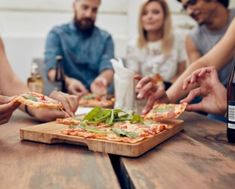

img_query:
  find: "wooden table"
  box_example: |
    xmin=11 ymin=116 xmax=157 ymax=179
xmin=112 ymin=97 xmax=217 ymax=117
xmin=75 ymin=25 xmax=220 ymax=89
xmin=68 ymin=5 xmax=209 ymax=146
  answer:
xmin=0 ymin=111 xmax=120 ymax=189
xmin=1 ymin=111 xmax=235 ymax=189
xmin=118 ymin=112 xmax=235 ymax=189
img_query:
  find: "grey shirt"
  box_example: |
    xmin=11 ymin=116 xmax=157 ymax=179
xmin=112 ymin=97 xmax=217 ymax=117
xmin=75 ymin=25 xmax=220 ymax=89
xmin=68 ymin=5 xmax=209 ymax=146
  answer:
xmin=188 ymin=8 xmax=235 ymax=85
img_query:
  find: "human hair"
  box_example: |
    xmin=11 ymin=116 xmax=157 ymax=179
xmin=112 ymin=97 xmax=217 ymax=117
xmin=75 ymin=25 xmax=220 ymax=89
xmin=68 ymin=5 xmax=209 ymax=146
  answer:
xmin=218 ymin=0 xmax=229 ymax=7
xmin=176 ymin=0 xmax=229 ymax=8
xmin=74 ymin=0 xmax=102 ymax=4
xmin=138 ymin=0 xmax=173 ymax=55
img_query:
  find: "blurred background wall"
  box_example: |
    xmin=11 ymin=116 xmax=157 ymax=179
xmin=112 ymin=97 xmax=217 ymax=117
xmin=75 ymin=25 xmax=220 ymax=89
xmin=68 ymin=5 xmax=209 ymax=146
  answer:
xmin=0 ymin=0 xmax=234 ymax=82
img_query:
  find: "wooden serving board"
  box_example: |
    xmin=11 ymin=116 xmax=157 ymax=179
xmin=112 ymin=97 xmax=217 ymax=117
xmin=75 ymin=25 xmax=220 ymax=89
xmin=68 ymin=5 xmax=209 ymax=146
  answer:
xmin=20 ymin=120 xmax=184 ymax=157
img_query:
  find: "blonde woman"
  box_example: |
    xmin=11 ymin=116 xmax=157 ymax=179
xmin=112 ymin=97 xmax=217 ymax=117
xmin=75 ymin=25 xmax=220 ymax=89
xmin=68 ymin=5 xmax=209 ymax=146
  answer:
xmin=126 ymin=0 xmax=186 ymax=88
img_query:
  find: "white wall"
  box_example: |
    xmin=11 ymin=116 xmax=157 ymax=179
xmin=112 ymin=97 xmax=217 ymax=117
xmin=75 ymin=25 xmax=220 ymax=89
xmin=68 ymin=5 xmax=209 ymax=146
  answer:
xmin=0 ymin=0 xmax=131 ymax=82
xmin=1 ymin=0 xmax=234 ymax=82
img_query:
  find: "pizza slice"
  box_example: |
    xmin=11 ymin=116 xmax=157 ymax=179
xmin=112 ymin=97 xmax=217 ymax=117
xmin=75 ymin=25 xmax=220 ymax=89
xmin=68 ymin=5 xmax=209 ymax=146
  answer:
xmin=152 ymin=73 xmax=164 ymax=86
xmin=79 ymin=93 xmax=114 ymax=108
xmin=57 ymin=117 xmax=81 ymax=126
xmin=144 ymin=103 xmax=187 ymax=121
xmin=14 ymin=92 xmax=63 ymax=109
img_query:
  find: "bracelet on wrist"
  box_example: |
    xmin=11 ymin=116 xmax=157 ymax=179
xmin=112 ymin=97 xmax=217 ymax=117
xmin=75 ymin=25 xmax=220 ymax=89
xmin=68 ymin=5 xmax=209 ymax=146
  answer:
xmin=24 ymin=105 xmax=34 ymax=117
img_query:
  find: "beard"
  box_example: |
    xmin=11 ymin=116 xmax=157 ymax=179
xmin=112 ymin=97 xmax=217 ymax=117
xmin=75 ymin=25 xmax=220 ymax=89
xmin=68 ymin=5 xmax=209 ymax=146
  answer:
xmin=73 ymin=15 xmax=95 ymax=37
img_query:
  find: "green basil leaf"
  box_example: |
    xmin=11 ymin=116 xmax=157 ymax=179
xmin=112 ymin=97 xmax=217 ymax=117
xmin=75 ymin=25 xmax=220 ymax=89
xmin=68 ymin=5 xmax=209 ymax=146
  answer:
xmin=79 ymin=124 xmax=108 ymax=134
xmin=112 ymin=128 xmax=139 ymax=139
xmin=22 ymin=95 xmax=38 ymax=102
xmin=83 ymin=107 xmax=102 ymax=121
xmin=83 ymin=107 xmax=142 ymax=125
xmin=106 ymin=109 xmax=114 ymax=125
xmin=130 ymin=114 xmax=143 ymax=123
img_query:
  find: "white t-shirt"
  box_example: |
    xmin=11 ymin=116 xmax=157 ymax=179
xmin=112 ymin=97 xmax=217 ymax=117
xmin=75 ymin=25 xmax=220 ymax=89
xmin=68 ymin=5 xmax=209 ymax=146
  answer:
xmin=126 ymin=32 xmax=187 ymax=81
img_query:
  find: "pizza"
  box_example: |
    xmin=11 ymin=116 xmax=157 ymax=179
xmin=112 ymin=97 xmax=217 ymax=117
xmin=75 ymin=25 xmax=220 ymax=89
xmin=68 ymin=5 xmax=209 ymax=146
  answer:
xmin=14 ymin=92 xmax=63 ymax=109
xmin=152 ymin=73 xmax=164 ymax=86
xmin=59 ymin=120 xmax=169 ymax=144
xmin=144 ymin=103 xmax=187 ymax=121
xmin=57 ymin=117 xmax=81 ymax=125
xmin=56 ymin=106 xmax=182 ymax=144
xmin=79 ymin=93 xmax=114 ymax=108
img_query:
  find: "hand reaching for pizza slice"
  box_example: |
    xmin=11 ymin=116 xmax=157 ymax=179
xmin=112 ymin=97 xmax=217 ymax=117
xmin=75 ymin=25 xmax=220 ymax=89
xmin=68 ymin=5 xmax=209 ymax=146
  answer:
xmin=135 ymin=75 xmax=170 ymax=114
xmin=90 ymin=77 xmax=108 ymax=96
xmin=66 ymin=77 xmax=88 ymax=95
xmin=181 ymin=66 xmax=227 ymax=115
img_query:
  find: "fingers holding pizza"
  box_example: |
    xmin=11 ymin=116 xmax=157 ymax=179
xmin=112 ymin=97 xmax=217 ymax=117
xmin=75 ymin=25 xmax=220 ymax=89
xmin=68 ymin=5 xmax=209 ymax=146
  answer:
xmin=0 ymin=95 xmax=20 ymax=125
xmin=135 ymin=75 xmax=170 ymax=114
xmin=12 ymin=91 xmax=80 ymax=122
xmin=49 ymin=91 xmax=81 ymax=116
xmin=26 ymin=106 xmax=69 ymax=122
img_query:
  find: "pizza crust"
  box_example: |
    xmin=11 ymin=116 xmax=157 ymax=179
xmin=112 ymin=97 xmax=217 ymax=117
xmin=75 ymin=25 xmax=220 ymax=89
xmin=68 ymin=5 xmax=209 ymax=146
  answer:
xmin=144 ymin=103 xmax=187 ymax=121
xmin=14 ymin=92 xmax=63 ymax=109
xmin=57 ymin=118 xmax=170 ymax=144
xmin=79 ymin=93 xmax=114 ymax=108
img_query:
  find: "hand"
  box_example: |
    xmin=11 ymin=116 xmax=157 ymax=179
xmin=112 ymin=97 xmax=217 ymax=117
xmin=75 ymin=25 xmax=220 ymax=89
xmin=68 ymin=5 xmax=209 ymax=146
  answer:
xmin=90 ymin=77 xmax=108 ymax=96
xmin=66 ymin=77 xmax=88 ymax=95
xmin=49 ymin=91 xmax=81 ymax=116
xmin=0 ymin=95 xmax=20 ymax=125
xmin=135 ymin=75 xmax=170 ymax=114
xmin=28 ymin=91 xmax=81 ymax=122
xmin=181 ymin=66 xmax=227 ymax=115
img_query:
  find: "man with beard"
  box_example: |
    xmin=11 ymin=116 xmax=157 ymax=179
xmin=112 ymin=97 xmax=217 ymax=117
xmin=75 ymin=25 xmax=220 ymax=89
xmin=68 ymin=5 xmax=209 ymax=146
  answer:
xmin=180 ymin=0 xmax=235 ymax=86
xmin=45 ymin=0 xmax=114 ymax=96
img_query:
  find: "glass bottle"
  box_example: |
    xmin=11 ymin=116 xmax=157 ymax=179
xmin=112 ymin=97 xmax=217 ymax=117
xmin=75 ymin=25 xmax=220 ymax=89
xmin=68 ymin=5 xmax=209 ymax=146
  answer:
xmin=54 ymin=55 xmax=66 ymax=92
xmin=227 ymin=63 xmax=235 ymax=143
xmin=27 ymin=59 xmax=44 ymax=93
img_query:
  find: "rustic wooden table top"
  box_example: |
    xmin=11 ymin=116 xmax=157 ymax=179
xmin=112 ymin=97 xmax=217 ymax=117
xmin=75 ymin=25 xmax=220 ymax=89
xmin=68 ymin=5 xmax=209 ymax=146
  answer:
xmin=1 ymin=111 xmax=234 ymax=189
xmin=119 ymin=112 xmax=235 ymax=189
xmin=0 ymin=111 xmax=120 ymax=189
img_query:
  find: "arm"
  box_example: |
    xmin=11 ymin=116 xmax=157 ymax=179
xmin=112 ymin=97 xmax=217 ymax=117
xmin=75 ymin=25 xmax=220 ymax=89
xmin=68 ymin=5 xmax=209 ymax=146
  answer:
xmin=45 ymin=29 xmax=87 ymax=95
xmin=185 ymin=35 xmax=201 ymax=63
xmin=136 ymin=19 xmax=235 ymax=113
xmin=0 ymin=38 xmax=28 ymax=96
xmin=0 ymin=37 xmax=28 ymax=123
xmin=170 ymin=33 xmax=187 ymax=82
xmin=44 ymin=29 xmax=63 ymax=77
xmin=97 ymin=69 xmax=114 ymax=85
xmin=97 ymin=35 xmax=114 ymax=84
xmin=27 ymin=91 xmax=81 ymax=122
xmin=48 ymin=69 xmax=87 ymax=95
xmin=170 ymin=60 xmax=186 ymax=83
xmin=167 ymin=18 xmax=235 ymax=103
xmin=0 ymin=37 xmax=79 ymax=124
xmin=91 ymin=35 xmax=114 ymax=95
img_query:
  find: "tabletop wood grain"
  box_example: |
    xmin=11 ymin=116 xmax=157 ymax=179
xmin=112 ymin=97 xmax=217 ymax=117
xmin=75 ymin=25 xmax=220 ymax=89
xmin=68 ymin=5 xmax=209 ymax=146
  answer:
xmin=181 ymin=112 xmax=235 ymax=159
xmin=0 ymin=111 xmax=120 ymax=189
xmin=119 ymin=112 xmax=235 ymax=189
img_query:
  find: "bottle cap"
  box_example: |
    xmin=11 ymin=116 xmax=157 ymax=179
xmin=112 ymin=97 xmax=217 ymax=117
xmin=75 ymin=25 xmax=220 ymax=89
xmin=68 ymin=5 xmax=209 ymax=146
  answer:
xmin=31 ymin=62 xmax=39 ymax=74
xmin=56 ymin=56 xmax=62 ymax=62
